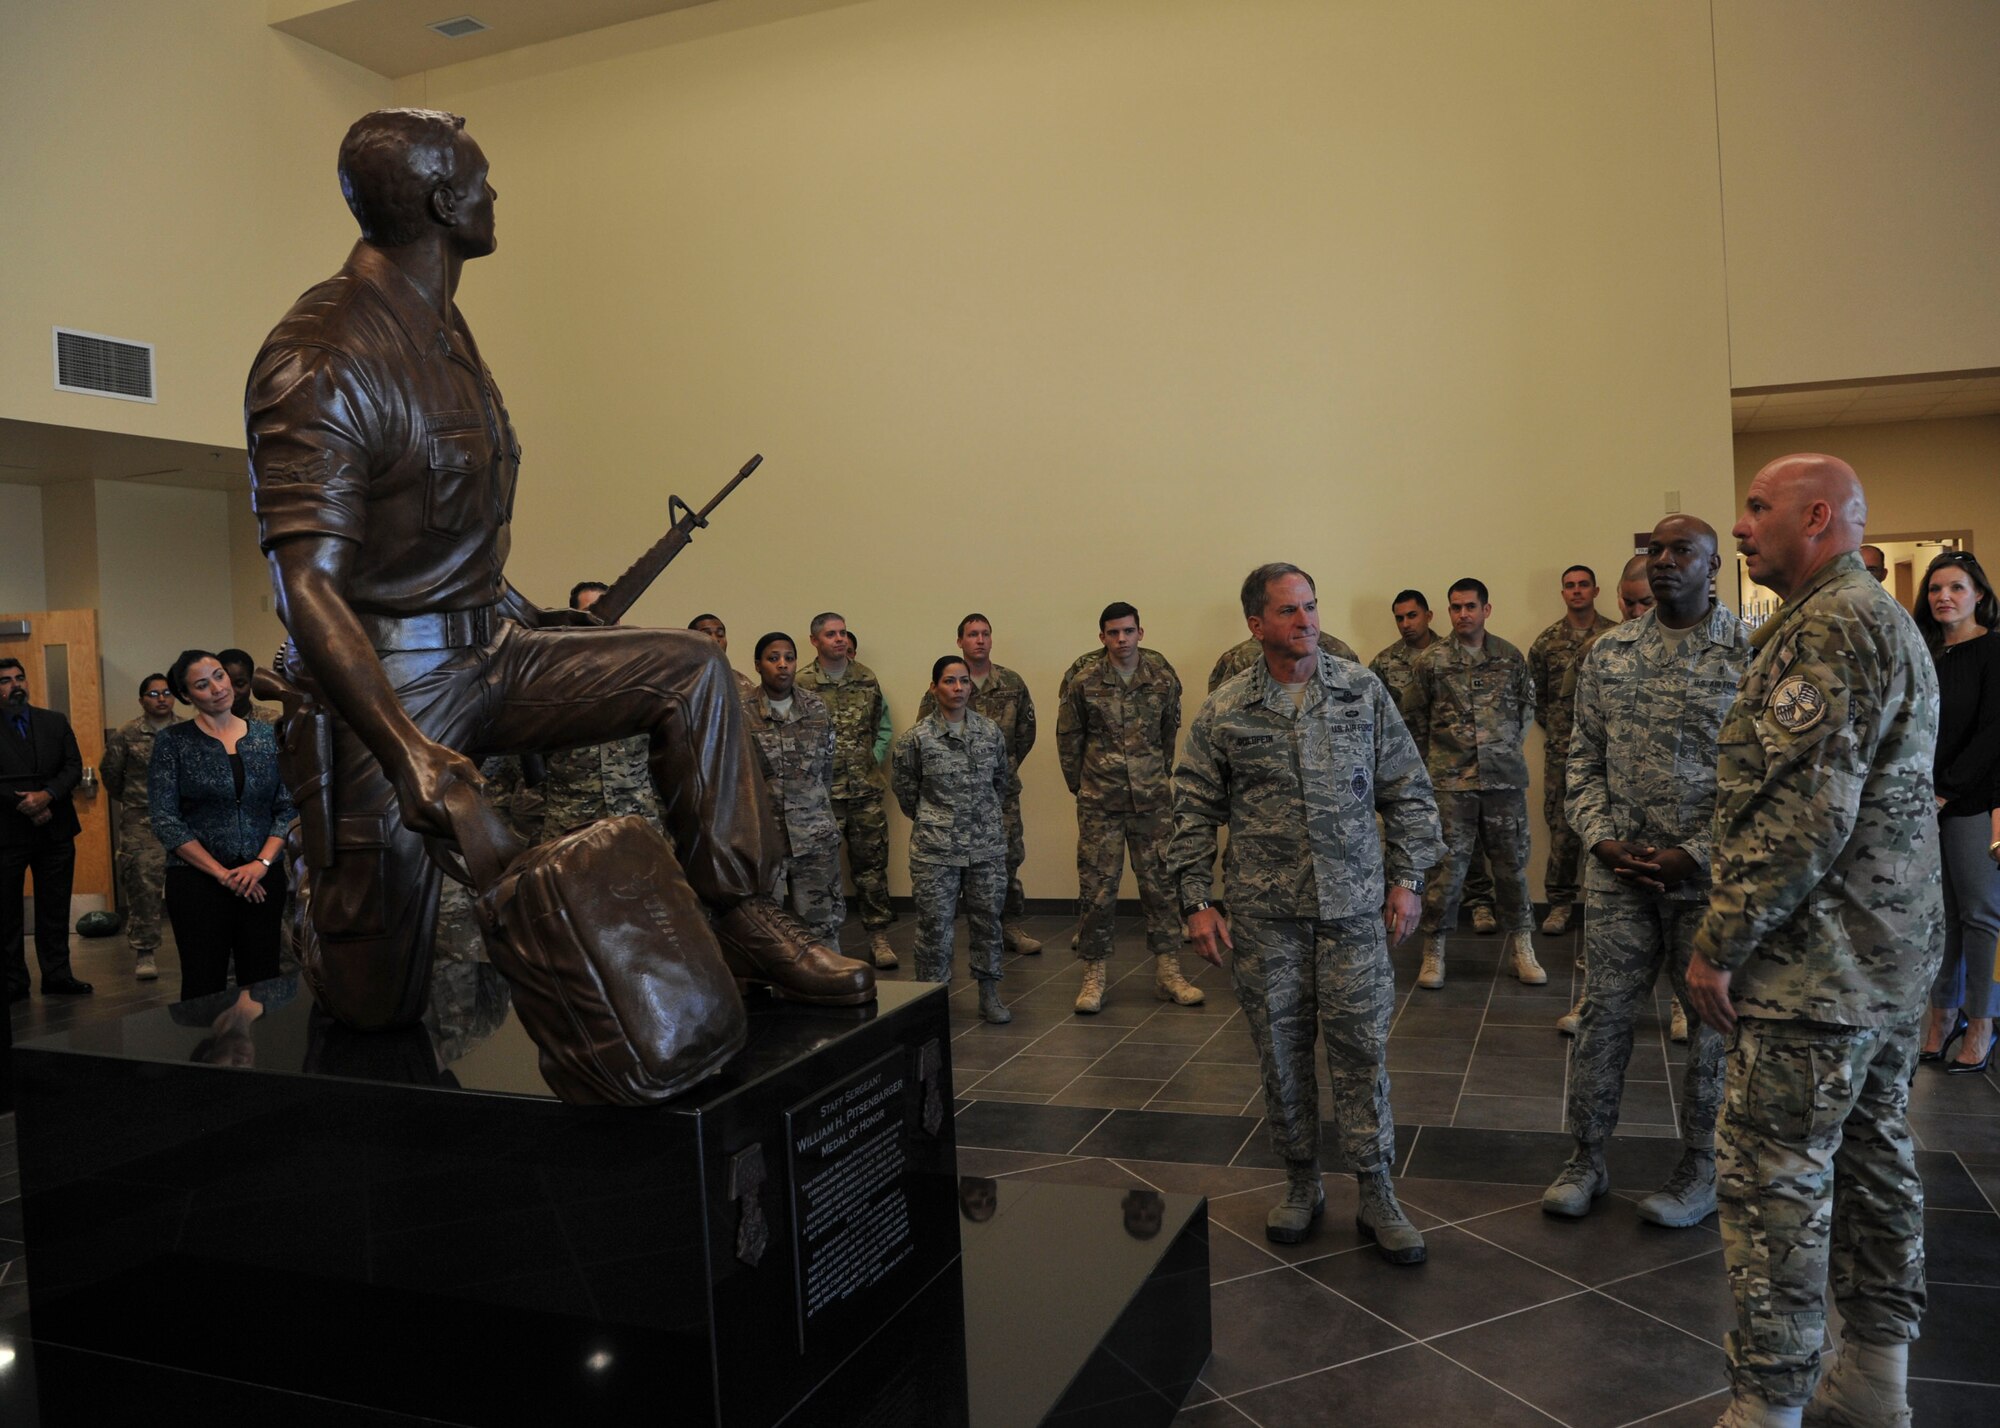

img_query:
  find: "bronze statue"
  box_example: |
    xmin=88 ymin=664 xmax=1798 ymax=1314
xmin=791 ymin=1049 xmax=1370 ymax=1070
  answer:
xmin=246 ymin=108 xmax=872 ymax=1034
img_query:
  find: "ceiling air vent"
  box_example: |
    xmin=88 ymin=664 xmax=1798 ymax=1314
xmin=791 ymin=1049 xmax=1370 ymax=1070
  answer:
xmin=53 ymin=328 xmax=156 ymax=404
xmin=429 ymin=15 xmax=489 ymax=39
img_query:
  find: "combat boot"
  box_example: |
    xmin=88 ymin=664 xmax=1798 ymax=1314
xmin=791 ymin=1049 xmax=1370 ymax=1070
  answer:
xmin=1355 ymin=1171 xmax=1427 ymax=1264
xmin=1074 ymin=960 xmax=1108 ymax=1015
xmin=1004 ymin=925 xmax=1042 ymax=956
xmin=1539 ymin=903 xmax=1573 ymax=936
xmin=1470 ymin=904 xmax=1499 ymax=935
xmin=1636 ymin=1147 xmax=1717 ymax=1228
xmin=1541 ymin=1142 xmax=1609 ymax=1218
xmin=1802 ymin=1341 xmax=1912 ymax=1428
xmin=1670 ymin=997 xmax=1690 ymax=1044
xmin=1265 ymin=1159 xmax=1325 ymax=1244
xmin=1711 ymin=1394 xmax=1805 ymax=1428
xmin=716 ymin=898 xmax=875 ymax=1006
xmin=135 ymin=953 xmax=159 ymax=981
xmin=1556 ymin=997 xmax=1584 ymax=1037
xmin=1154 ymin=954 xmax=1205 ymax=1005
xmin=1507 ymin=930 xmax=1547 ymax=984
xmin=868 ymin=930 xmax=899 ymax=969
xmin=977 ymin=980 xmax=1013 ymax=1025
xmin=1417 ymin=934 xmax=1447 ymax=989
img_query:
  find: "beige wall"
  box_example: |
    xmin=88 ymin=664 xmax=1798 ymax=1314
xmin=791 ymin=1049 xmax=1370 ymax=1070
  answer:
xmin=408 ymin=0 xmax=1737 ymax=898
xmin=39 ymin=481 xmax=99 ymax=615
xmin=230 ymin=495 xmax=290 ymax=675
xmin=1714 ymin=0 xmax=2000 ymax=386
xmin=1734 ymin=416 xmax=2000 ymax=558
xmin=0 ymin=0 xmax=390 ymax=445
xmin=91 ymin=482 xmax=237 ymax=711
xmin=0 ymin=484 xmax=47 ymax=610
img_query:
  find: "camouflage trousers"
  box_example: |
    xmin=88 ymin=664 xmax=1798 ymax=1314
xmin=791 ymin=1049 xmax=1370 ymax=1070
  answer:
xmin=1463 ymin=838 xmax=1496 ymax=912
xmin=1565 ymin=886 xmax=1723 ymax=1146
xmin=1541 ymin=745 xmax=1583 ymax=909
xmin=911 ymin=858 xmax=1006 ymax=985
xmin=1002 ymin=792 xmax=1027 ymax=920
xmin=1718 ymin=1015 xmax=1926 ymax=1406
xmin=776 ymin=838 xmax=846 ymax=942
xmin=831 ymin=792 xmax=895 ymax=929
xmin=1074 ymin=804 xmax=1179 ymax=962
xmin=1419 ymin=789 xmax=1533 ymax=935
xmin=431 ymin=879 xmax=490 ymax=965
xmin=115 ymin=824 xmax=168 ymax=952
xmin=1230 ymin=912 xmax=1396 ymax=1173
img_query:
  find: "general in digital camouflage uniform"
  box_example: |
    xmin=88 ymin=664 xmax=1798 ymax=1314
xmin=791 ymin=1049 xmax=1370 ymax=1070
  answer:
xmin=1208 ymin=631 xmax=1358 ymax=693
xmin=917 ymin=648 xmax=1037 ymax=951
xmin=1400 ymin=592 xmax=1542 ymax=986
xmin=1543 ymin=586 xmax=1747 ymax=1226
xmin=743 ymin=682 xmax=844 ymax=942
xmin=101 ymin=687 xmax=181 ymax=975
xmin=1690 ymin=457 xmax=1944 ymax=1426
xmin=534 ymin=735 xmax=663 ymax=841
xmin=1057 ymin=634 xmax=1199 ymax=1010
xmin=1170 ymin=566 xmax=1442 ymax=1260
xmin=1528 ymin=599 xmax=1617 ymax=927
xmin=797 ymin=646 xmax=896 ymax=947
xmin=890 ymin=687 xmax=1012 ymax=1023
xmin=1371 ymin=620 xmax=1497 ymax=924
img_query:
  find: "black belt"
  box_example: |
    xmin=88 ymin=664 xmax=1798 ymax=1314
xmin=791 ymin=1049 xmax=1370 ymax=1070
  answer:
xmin=356 ymin=604 xmax=503 ymax=653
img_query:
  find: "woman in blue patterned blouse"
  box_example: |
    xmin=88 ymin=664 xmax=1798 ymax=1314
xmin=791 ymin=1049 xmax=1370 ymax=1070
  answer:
xmin=149 ymin=650 xmax=295 ymax=1001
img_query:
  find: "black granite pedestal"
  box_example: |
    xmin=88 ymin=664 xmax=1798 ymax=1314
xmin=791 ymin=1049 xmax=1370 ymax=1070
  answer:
xmin=8 ymin=971 xmax=962 ymax=1427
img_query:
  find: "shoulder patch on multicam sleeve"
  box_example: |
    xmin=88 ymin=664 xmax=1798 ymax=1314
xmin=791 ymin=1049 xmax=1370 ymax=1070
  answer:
xmin=1767 ymin=673 xmax=1828 ymax=734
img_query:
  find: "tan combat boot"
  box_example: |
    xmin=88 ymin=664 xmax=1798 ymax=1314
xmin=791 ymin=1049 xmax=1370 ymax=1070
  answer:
xmin=1154 ymin=954 xmax=1205 ymax=1005
xmin=1074 ymin=960 xmax=1108 ymax=1015
xmin=1802 ymin=1341 xmax=1912 ymax=1428
xmin=1470 ymin=904 xmax=1499 ymax=935
xmin=1539 ymin=903 xmax=1573 ymax=936
xmin=1265 ymin=1160 xmax=1325 ymax=1244
xmin=1417 ymin=933 xmax=1447 ymax=989
xmin=1003 ymin=925 xmax=1042 ymax=955
xmin=1712 ymin=1393 xmax=1806 ymax=1428
xmin=1557 ymin=996 xmax=1585 ymax=1037
xmin=1540 ymin=1142 xmax=1609 ymax=1218
xmin=868 ymin=930 xmax=899 ymax=969
xmin=1355 ymin=1172 xmax=1426 ymax=1264
xmin=1507 ymin=930 xmax=1547 ymax=984
xmin=1671 ymin=997 xmax=1690 ymax=1044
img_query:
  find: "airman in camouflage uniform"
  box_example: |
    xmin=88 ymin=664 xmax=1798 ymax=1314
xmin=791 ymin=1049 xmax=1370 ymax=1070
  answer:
xmin=1540 ymin=518 xmax=1746 ymax=1230
xmin=1401 ymin=579 xmax=1542 ymax=988
xmin=1171 ymin=565 xmax=1443 ymax=1261
xmin=534 ymin=736 xmax=663 ymax=840
xmin=917 ymin=615 xmax=1039 ymax=954
xmin=1686 ymin=456 xmax=1944 ymax=1428
xmin=1370 ymin=590 xmax=1497 ymax=929
xmin=1208 ymin=630 xmax=1358 ymax=693
xmin=1057 ymin=602 xmax=1198 ymax=1012
xmin=891 ymin=659 xmax=1012 ymax=1023
xmin=1528 ymin=568 xmax=1618 ymax=933
xmin=100 ymin=675 xmax=181 ymax=978
xmin=689 ymin=613 xmax=757 ymax=699
xmin=743 ymin=636 xmax=844 ymax=942
xmin=797 ymin=612 xmax=897 ymax=965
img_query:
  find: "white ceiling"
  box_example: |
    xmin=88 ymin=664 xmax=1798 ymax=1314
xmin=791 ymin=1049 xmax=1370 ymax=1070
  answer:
xmin=1731 ymin=371 xmax=2000 ymax=432
xmin=267 ymin=0 xmax=727 ymax=78
xmin=0 ymin=418 xmax=246 ymax=491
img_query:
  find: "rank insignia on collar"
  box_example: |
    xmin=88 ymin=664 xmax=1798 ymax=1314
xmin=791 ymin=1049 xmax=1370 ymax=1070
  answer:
xmin=1351 ymin=766 xmax=1370 ymax=801
xmin=1768 ymin=674 xmax=1827 ymax=733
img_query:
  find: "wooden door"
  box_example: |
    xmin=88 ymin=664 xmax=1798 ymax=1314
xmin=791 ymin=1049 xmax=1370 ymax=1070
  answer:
xmin=0 ymin=609 xmax=111 ymax=902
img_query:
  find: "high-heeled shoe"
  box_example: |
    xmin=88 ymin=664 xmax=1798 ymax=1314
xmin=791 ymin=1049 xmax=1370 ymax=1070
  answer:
xmin=1921 ymin=1011 xmax=1966 ymax=1063
xmin=1946 ymin=1022 xmax=1993 ymax=1076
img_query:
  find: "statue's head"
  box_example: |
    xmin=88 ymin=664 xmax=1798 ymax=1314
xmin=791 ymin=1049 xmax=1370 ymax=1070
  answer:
xmin=338 ymin=108 xmax=493 ymax=256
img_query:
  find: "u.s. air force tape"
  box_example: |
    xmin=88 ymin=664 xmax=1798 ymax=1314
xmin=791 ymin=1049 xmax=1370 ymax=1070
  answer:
xmin=1768 ymin=673 xmax=1828 ymax=733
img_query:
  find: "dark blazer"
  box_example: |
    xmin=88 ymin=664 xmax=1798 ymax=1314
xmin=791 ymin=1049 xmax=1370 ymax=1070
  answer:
xmin=0 ymin=703 xmax=84 ymax=844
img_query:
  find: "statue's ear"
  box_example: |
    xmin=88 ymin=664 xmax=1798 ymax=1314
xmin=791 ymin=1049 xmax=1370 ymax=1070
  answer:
xmin=430 ymin=183 xmax=459 ymax=227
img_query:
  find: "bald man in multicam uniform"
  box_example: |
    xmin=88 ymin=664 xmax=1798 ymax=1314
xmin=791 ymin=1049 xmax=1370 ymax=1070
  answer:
xmin=1686 ymin=454 xmax=1943 ymax=1428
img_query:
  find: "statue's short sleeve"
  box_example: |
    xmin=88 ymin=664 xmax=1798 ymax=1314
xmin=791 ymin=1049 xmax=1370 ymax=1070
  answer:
xmin=246 ymin=343 xmax=377 ymax=550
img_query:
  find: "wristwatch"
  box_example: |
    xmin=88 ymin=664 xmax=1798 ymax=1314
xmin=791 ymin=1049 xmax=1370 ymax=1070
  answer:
xmin=1180 ymin=898 xmax=1215 ymax=920
xmin=257 ymin=856 xmax=274 ymax=869
xmin=1391 ymin=873 xmax=1425 ymax=894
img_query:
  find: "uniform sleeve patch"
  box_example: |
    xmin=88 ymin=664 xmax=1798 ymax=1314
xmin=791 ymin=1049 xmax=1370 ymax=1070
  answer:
xmin=1767 ymin=674 xmax=1828 ymax=733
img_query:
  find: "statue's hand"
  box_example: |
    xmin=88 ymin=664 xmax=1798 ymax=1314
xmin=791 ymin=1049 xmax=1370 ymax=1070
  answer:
xmin=391 ymin=740 xmax=487 ymax=839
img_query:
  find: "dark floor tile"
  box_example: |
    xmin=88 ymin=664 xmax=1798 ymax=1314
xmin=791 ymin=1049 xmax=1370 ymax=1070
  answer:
xmin=1023 ymin=1022 xmax=1134 ymax=1058
xmin=1385 ymin=1070 xmax=1461 ymax=1124
xmin=1049 ymin=1076 xmax=1163 ymax=1110
xmin=1463 ymin=1052 xmax=1565 ymax=1097
xmin=1923 ymin=1206 xmax=2000 ymax=1287
xmin=1152 ymin=1099 xmax=1258 ymax=1118
xmin=1186 ymin=1036 xmax=1260 ymax=1067
xmin=1616 ymin=1079 xmax=1677 ymax=1126
xmin=1116 ymin=1159 xmax=1286 ymax=1200
xmin=1384 ymin=1036 xmax=1475 ymax=1076
xmin=1389 ymin=1005 xmax=1489 ymax=1040
xmin=0 ymin=1199 xmax=17 ymax=1242
xmin=1626 ymin=1389 xmax=1732 ymax=1427
xmin=950 ymin=1037 xmax=1033 ymax=1072
xmin=1463 ymin=1199 xmax=1720 ymax=1288
xmin=1598 ymin=1248 xmax=1735 ymax=1347
xmin=964 ymin=1089 xmax=1053 ymax=1105
xmin=1229 ymin=1342 xmax=1557 ymax=1428
xmin=1481 ymin=997 xmax=1582 ymax=1028
xmin=1230 ymin=1123 xmax=1417 ymax=1176
xmin=952 ymin=1100 xmax=1112 ymax=1155
xmin=1906 ymin=1377 xmax=2000 ymax=1427
xmin=1298 ymin=1223 xmax=1578 ymax=1338
xmin=1206 ymin=1222 xmax=1283 ymax=1283
xmin=1453 ymin=1093 xmax=1564 ymax=1132
xmin=1434 ymin=1291 xmax=1725 ymax=1428
xmin=1005 ymin=1157 xmax=1153 ymax=1191
xmin=1087 ymin=1042 xmax=1200 ymax=1080
xmin=0 ymin=1280 xmax=25 ymax=1325
xmin=1158 ymin=1062 xmax=1262 ymax=1105
xmin=1913 ymin=1282 xmax=2000 ymax=1384
xmin=1072 ymin=1108 xmax=1260 ymax=1167
xmin=1911 ymin=1112 xmax=2000 ymax=1156
xmin=971 ymin=1054 xmax=1093 ymax=1095
xmin=0 ymin=1239 xmax=20 ymax=1265
xmin=1475 ymin=1023 xmax=1573 ymax=1060
xmin=1391 ymin=1177 xmax=1543 ymax=1226
xmin=1402 ymin=1125 xmax=1577 ymax=1185
xmin=1917 ymin=1150 xmax=1992 ymax=1211
xmin=1201 ymin=1266 xmax=1414 ymax=1396
xmin=0 ymin=1170 xmax=17 ymax=1203
xmin=1124 ymin=1011 xmax=1237 ymax=1045
xmin=1908 ymin=1065 xmax=2000 ymax=1117
xmin=955 ymin=1147 xmax=1079 ymax=1178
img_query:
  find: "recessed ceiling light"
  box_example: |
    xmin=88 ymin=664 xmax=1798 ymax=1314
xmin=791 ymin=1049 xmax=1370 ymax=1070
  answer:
xmin=429 ymin=16 xmax=489 ymax=39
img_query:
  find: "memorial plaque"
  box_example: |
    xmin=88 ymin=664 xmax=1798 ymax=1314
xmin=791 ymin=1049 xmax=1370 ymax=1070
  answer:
xmin=786 ymin=1049 xmax=921 ymax=1351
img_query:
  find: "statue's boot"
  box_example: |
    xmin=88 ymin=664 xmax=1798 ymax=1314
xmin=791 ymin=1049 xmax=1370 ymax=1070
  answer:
xmin=716 ymin=897 xmax=875 ymax=1005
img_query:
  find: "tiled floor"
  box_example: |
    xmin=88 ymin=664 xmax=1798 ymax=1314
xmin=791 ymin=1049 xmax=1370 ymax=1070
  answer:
xmin=5 ymin=911 xmax=1999 ymax=1424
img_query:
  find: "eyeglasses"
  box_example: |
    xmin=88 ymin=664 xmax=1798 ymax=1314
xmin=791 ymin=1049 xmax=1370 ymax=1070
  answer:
xmin=143 ymin=689 xmax=173 ymax=698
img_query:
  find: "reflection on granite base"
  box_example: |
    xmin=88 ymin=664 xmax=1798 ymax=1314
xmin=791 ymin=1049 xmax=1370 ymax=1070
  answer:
xmin=9 ymin=973 xmax=961 ymax=1427
xmin=0 ymin=1179 xmax=1209 ymax=1427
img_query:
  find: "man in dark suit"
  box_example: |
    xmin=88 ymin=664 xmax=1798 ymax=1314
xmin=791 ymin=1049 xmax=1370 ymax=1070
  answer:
xmin=1 ymin=656 xmax=93 ymax=1000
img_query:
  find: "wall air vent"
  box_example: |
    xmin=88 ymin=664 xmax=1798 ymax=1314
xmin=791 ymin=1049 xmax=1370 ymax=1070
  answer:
xmin=52 ymin=328 xmax=155 ymax=404
xmin=429 ymin=15 xmax=489 ymax=39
